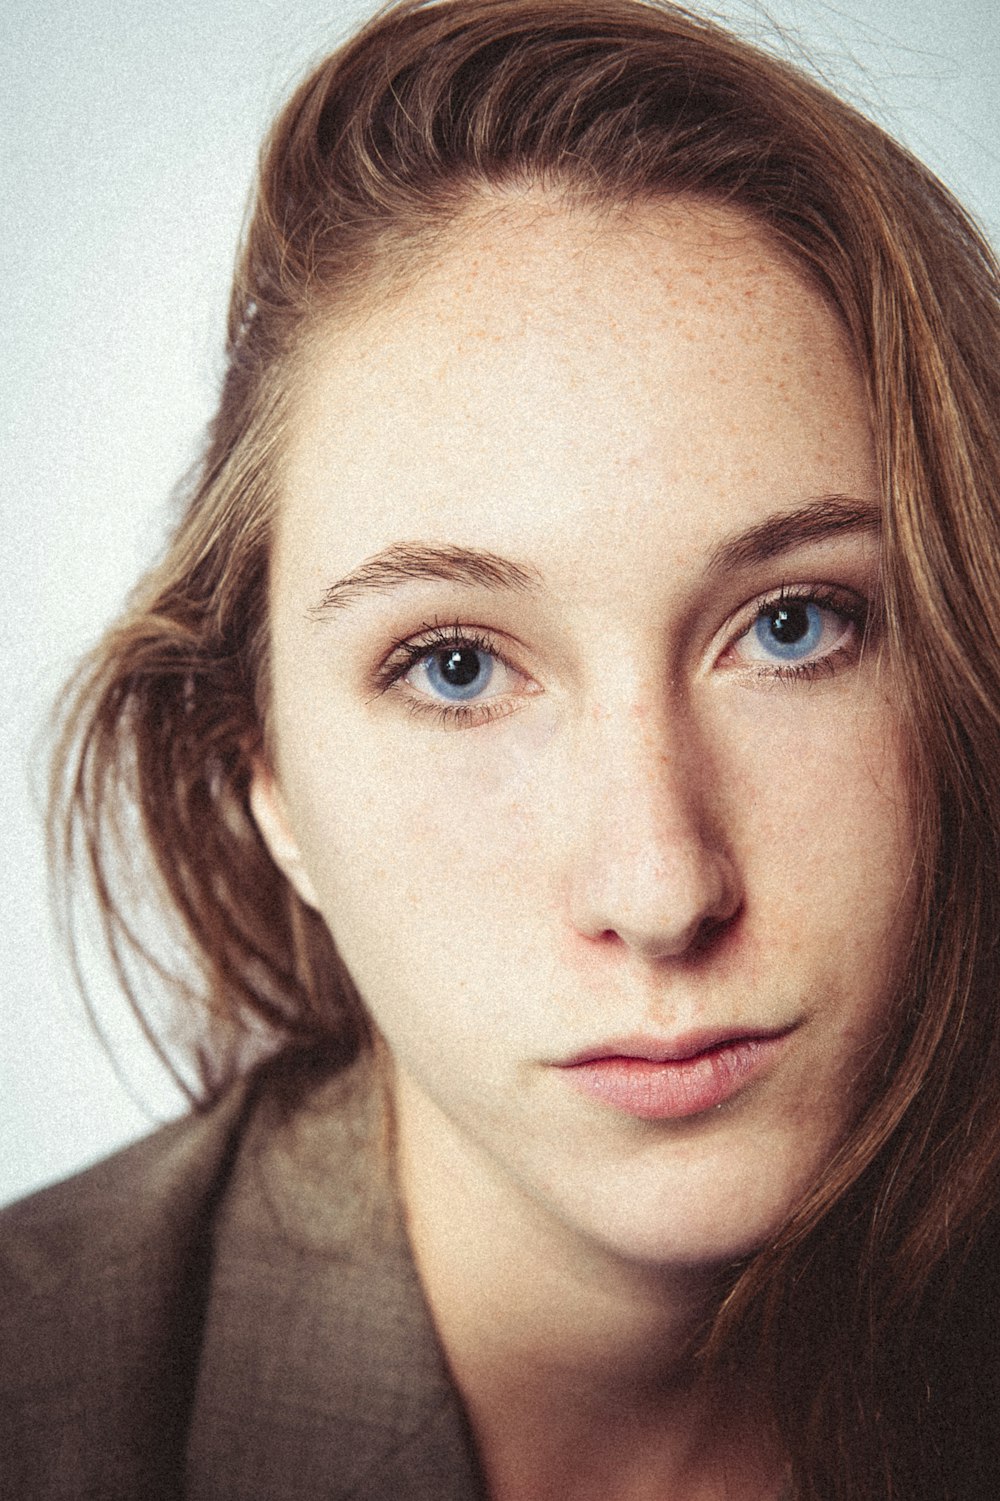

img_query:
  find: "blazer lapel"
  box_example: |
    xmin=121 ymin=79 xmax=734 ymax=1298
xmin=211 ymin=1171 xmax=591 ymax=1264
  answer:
xmin=185 ymin=1058 xmax=486 ymax=1501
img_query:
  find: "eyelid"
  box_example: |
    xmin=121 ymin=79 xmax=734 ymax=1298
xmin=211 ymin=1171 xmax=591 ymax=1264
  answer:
xmin=376 ymin=619 xmax=525 ymax=679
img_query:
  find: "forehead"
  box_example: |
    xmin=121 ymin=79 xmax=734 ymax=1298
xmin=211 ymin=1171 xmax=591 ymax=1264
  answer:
xmin=279 ymin=195 xmax=872 ymax=582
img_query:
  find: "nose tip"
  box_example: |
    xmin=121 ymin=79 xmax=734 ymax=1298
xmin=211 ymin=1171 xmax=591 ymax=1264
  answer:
xmin=576 ymin=842 xmax=742 ymax=961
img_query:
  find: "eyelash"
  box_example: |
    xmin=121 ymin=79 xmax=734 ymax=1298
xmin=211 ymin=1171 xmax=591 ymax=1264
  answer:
xmin=373 ymin=586 xmax=873 ymax=727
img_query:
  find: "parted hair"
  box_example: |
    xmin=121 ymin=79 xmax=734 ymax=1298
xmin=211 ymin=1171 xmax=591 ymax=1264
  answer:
xmin=52 ymin=3 xmax=1000 ymax=1495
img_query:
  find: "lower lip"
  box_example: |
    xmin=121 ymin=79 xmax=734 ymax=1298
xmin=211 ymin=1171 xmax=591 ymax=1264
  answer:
xmin=559 ymin=1035 xmax=789 ymax=1120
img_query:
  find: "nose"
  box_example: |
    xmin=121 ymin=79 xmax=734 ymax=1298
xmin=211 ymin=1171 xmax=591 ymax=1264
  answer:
xmin=565 ymin=711 xmax=742 ymax=962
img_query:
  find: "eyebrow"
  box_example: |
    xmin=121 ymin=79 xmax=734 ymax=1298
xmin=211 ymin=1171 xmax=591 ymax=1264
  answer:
xmin=309 ymin=542 xmax=542 ymax=616
xmin=705 ymin=495 xmax=880 ymax=575
xmin=308 ymin=496 xmax=880 ymax=618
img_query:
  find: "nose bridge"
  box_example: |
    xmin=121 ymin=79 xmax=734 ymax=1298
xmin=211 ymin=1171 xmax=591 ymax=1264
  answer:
xmin=565 ymin=696 xmax=740 ymax=958
xmin=587 ymin=701 xmax=708 ymax=867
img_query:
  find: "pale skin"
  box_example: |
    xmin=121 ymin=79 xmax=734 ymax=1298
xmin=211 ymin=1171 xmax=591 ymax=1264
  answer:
xmin=251 ymin=195 xmax=916 ymax=1499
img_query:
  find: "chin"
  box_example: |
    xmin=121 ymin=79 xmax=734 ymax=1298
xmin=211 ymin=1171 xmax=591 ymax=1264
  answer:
xmin=573 ymin=1145 xmax=829 ymax=1273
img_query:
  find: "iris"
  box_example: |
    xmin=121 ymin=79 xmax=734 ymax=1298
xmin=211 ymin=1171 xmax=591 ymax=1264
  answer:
xmin=424 ymin=647 xmax=495 ymax=700
xmin=754 ymin=601 xmax=823 ymax=661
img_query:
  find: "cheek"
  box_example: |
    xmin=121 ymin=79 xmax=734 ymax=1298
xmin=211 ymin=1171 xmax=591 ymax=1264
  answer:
xmin=718 ymin=691 xmax=915 ymax=989
xmin=284 ymin=710 xmax=555 ymax=961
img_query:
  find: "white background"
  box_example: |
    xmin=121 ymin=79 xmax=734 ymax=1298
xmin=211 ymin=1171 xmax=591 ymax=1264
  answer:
xmin=2 ymin=0 xmax=997 ymax=1206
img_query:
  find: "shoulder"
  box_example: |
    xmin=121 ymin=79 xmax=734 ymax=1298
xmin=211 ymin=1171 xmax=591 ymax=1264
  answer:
xmin=0 ymin=1053 xmax=485 ymax=1501
xmin=0 ymin=1078 xmax=253 ymax=1272
xmin=0 ymin=1075 xmax=255 ymax=1501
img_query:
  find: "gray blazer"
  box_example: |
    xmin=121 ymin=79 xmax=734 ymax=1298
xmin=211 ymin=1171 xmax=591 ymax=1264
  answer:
xmin=0 ymin=1056 xmax=486 ymax=1501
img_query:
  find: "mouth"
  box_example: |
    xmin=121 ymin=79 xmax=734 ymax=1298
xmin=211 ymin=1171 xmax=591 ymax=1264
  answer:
xmin=554 ymin=1027 xmax=796 ymax=1120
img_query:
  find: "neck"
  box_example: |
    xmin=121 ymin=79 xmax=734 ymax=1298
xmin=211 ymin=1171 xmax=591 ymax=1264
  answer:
xmin=394 ymin=1077 xmax=785 ymax=1501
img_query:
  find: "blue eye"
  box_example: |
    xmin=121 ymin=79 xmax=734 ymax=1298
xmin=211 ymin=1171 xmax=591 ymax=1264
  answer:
xmin=733 ymin=594 xmax=860 ymax=673
xmin=752 ymin=600 xmax=825 ymax=661
xmin=417 ymin=645 xmax=496 ymax=701
xmin=385 ymin=626 xmax=530 ymax=723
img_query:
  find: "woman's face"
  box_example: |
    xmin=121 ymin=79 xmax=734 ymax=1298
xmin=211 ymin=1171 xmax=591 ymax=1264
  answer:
xmin=254 ymin=196 xmax=914 ymax=1270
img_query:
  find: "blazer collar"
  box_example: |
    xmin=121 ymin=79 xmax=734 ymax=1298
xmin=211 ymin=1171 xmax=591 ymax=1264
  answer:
xmin=185 ymin=1056 xmax=487 ymax=1501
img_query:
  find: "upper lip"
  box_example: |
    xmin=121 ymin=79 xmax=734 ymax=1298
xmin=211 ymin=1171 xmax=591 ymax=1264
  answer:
xmin=557 ymin=1025 xmax=796 ymax=1067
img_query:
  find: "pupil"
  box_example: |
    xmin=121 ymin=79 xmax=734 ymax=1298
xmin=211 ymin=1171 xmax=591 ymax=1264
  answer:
xmin=438 ymin=648 xmax=482 ymax=687
xmin=768 ymin=603 xmax=810 ymax=645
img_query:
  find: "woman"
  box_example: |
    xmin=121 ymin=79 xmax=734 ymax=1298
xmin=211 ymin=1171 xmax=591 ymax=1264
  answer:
xmin=2 ymin=1 xmax=999 ymax=1497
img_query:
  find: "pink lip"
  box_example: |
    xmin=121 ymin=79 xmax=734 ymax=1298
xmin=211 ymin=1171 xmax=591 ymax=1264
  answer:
xmin=555 ymin=1028 xmax=794 ymax=1120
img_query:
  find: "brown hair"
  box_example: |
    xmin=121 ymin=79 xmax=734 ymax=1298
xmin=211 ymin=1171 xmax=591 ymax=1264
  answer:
xmin=51 ymin=2 xmax=1000 ymax=1494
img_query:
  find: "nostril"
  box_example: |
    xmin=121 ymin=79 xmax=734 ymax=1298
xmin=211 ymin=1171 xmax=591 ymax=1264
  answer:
xmin=687 ymin=901 xmax=743 ymax=959
xmin=593 ymin=929 xmax=627 ymax=948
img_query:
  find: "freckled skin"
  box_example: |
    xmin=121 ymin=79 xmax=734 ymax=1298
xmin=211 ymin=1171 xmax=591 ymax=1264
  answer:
xmin=253 ymin=195 xmax=915 ymax=1272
